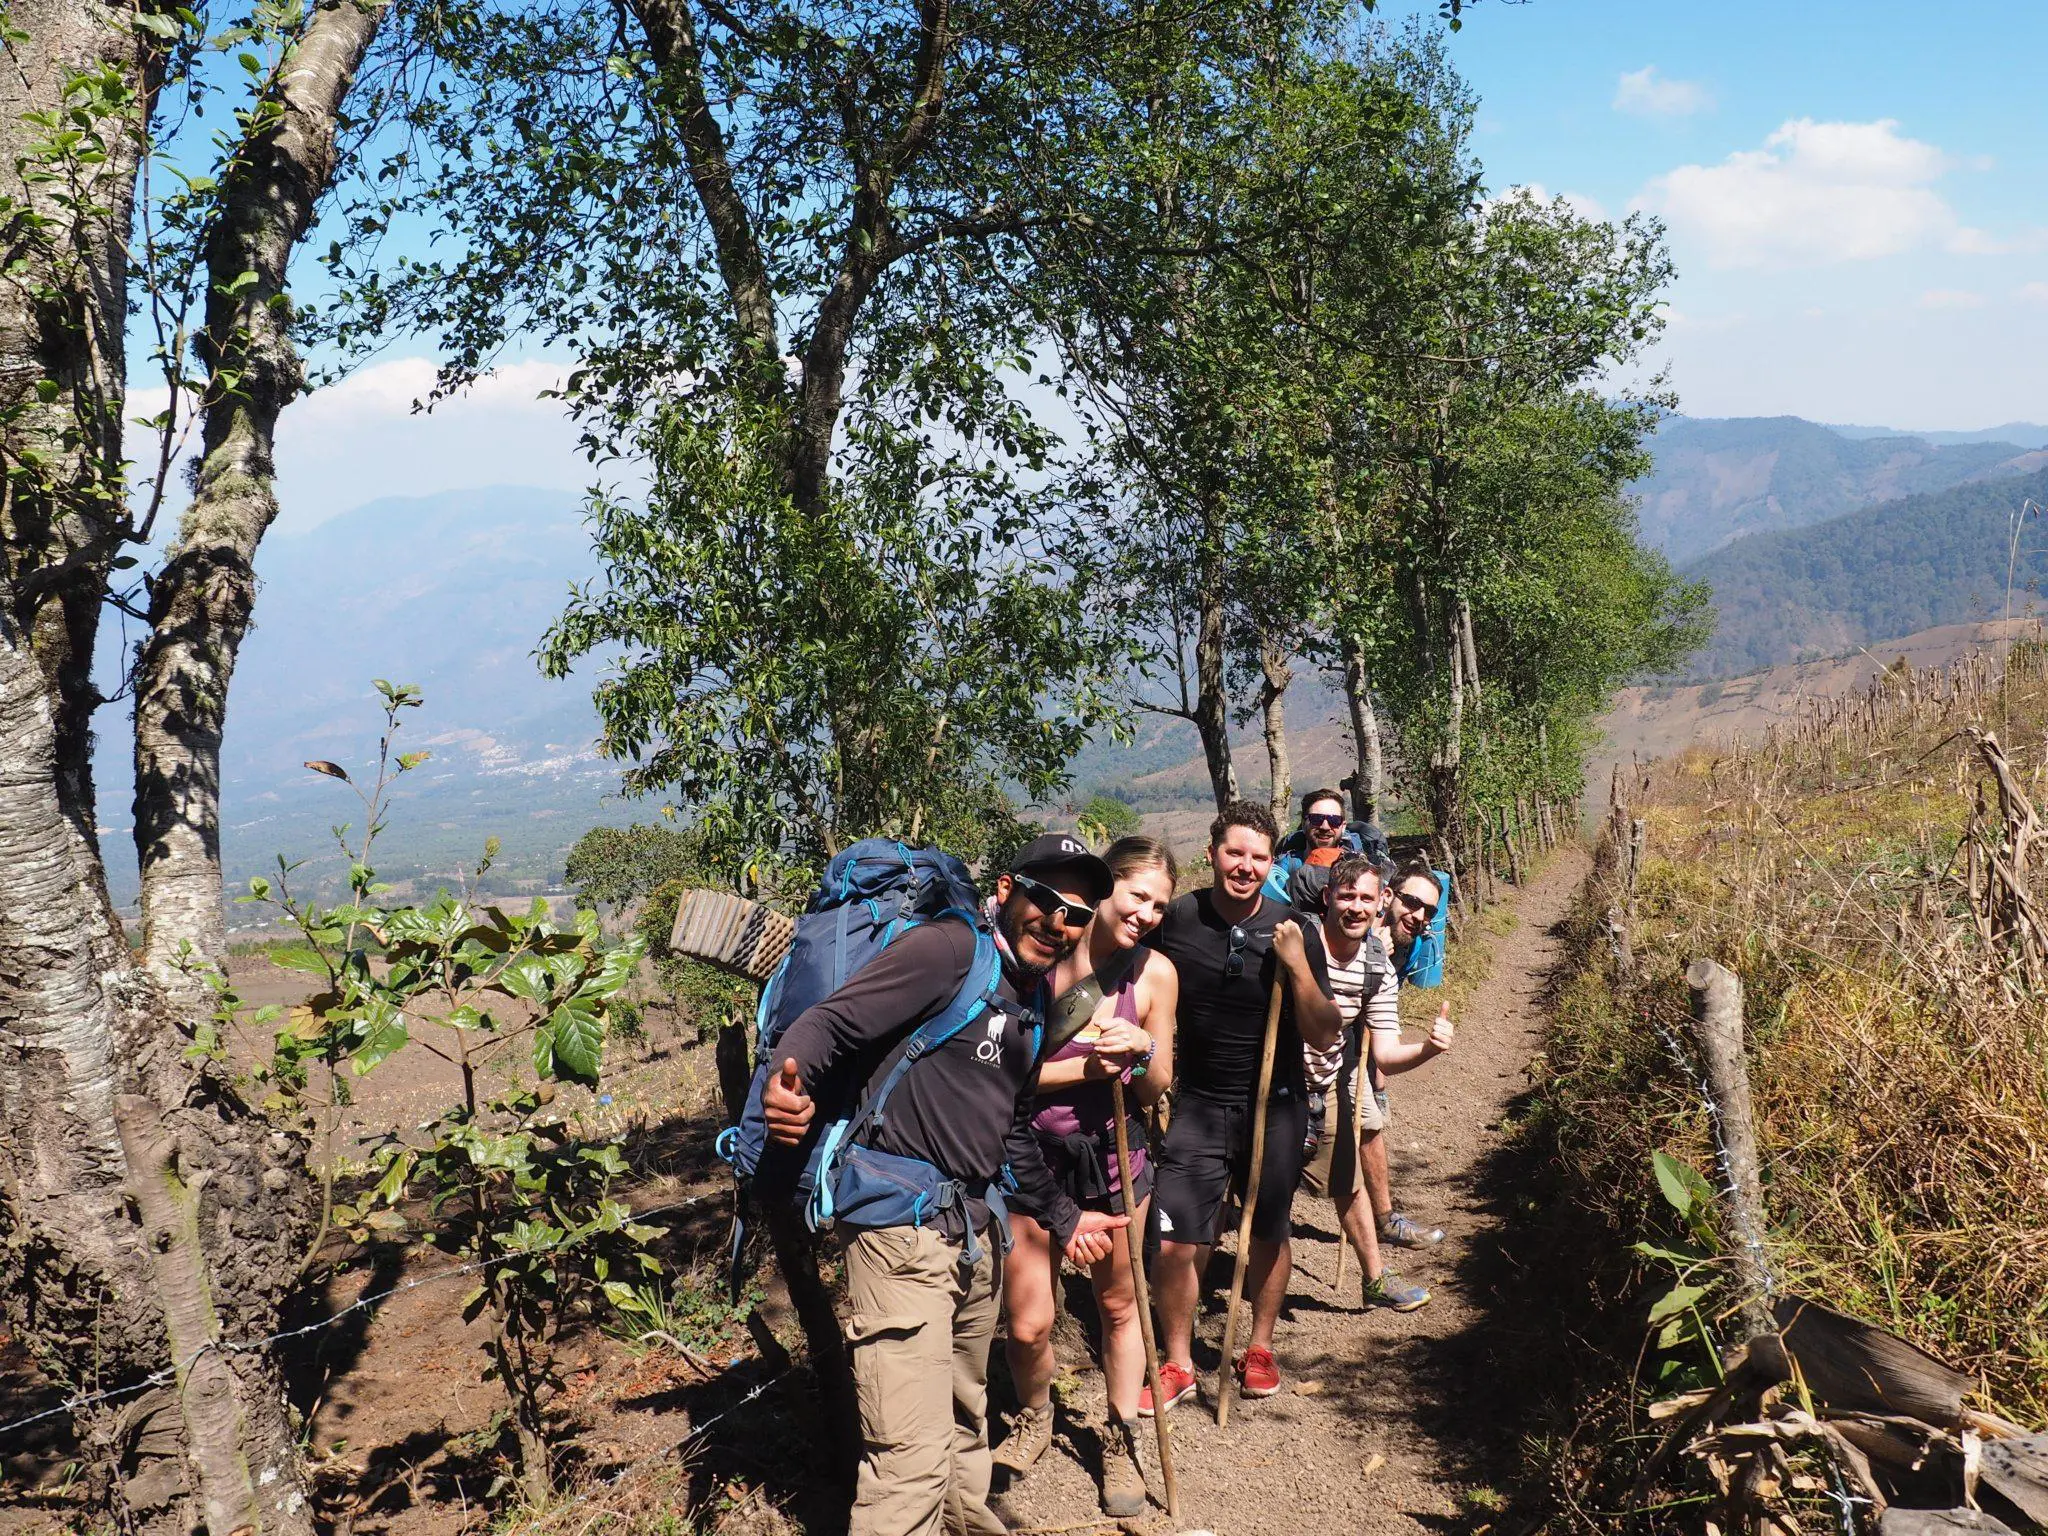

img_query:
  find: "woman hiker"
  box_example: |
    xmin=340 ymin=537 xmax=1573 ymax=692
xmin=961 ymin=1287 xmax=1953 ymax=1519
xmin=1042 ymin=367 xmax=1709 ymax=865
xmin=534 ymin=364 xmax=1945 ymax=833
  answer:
xmin=993 ymin=836 xmax=1180 ymax=1517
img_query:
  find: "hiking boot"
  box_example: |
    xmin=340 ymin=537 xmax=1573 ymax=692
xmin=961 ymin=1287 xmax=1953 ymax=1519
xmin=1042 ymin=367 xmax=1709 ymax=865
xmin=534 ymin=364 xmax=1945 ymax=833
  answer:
xmin=1235 ymin=1347 xmax=1282 ymax=1397
xmin=1363 ymin=1271 xmax=1432 ymax=1312
xmin=1100 ymin=1418 xmax=1149 ymax=1518
xmin=1137 ymin=1360 xmax=1198 ymax=1418
xmin=992 ymin=1401 xmax=1054 ymax=1473
xmin=1380 ymin=1211 xmax=1444 ymax=1248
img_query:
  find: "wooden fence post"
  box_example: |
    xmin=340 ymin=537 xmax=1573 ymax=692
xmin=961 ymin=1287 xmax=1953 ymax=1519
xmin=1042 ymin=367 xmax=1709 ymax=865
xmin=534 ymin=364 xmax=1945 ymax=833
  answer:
xmin=1685 ymin=958 xmax=1775 ymax=1342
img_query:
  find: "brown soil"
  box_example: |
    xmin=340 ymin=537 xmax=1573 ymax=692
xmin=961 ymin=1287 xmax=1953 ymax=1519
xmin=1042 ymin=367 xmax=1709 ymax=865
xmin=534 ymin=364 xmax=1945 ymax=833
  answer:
xmin=989 ymin=850 xmax=1591 ymax=1536
xmin=0 ymin=856 xmax=1587 ymax=1536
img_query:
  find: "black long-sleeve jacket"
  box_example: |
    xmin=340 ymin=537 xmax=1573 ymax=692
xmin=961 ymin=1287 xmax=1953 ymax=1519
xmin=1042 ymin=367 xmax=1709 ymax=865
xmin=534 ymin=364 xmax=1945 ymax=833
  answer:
xmin=774 ymin=919 xmax=1082 ymax=1246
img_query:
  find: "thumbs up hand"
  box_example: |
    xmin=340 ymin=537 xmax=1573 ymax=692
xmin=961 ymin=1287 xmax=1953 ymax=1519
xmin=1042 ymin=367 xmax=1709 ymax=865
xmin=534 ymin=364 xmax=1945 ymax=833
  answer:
xmin=1426 ymin=1002 xmax=1454 ymax=1055
xmin=764 ymin=1056 xmax=815 ymax=1145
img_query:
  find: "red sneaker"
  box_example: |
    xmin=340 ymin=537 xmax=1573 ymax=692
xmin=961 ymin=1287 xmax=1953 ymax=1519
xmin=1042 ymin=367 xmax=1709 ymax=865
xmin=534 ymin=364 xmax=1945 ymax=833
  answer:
xmin=1235 ymin=1347 xmax=1281 ymax=1398
xmin=1137 ymin=1360 xmax=1198 ymax=1417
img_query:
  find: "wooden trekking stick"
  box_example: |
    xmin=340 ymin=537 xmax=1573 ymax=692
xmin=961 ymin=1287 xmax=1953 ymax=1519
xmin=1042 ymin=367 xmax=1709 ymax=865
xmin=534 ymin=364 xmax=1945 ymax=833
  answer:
xmin=1216 ymin=978 xmax=1285 ymax=1428
xmin=1335 ymin=1028 xmax=1370 ymax=1293
xmin=1110 ymin=1078 xmax=1178 ymax=1519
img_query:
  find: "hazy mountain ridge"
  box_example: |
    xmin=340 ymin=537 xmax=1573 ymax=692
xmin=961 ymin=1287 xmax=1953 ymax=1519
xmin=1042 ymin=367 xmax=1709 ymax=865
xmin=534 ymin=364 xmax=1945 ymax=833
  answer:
xmin=1633 ymin=415 xmax=2045 ymax=564
xmin=89 ymin=414 xmax=2048 ymax=914
xmin=1680 ymin=465 xmax=2048 ymax=678
xmin=96 ymin=487 xmax=647 ymax=912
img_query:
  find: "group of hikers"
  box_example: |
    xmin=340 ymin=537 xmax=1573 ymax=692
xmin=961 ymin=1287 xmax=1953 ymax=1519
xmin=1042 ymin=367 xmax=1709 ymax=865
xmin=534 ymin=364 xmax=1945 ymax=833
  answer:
xmin=755 ymin=790 xmax=1458 ymax=1535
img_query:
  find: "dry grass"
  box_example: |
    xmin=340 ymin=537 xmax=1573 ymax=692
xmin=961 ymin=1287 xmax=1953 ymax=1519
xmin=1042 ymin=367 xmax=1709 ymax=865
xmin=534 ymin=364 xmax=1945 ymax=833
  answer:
xmin=1546 ymin=643 xmax=2048 ymax=1430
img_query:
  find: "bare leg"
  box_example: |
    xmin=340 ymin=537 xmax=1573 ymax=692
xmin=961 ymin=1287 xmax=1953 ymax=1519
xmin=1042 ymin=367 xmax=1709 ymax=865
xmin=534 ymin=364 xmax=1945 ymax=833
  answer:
xmin=1002 ymin=1211 xmax=1060 ymax=1412
xmin=1154 ymin=1239 xmax=1208 ymax=1371
xmin=1245 ymin=1236 xmax=1292 ymax=1353
xmin=1361 ymin=1126 xmax=1393 ymax=1226
xmin=1089 ymin=1195 xmax=1148 ymax=1423
xmin=1333 ymin=1185 xmax=1385 ymax=1283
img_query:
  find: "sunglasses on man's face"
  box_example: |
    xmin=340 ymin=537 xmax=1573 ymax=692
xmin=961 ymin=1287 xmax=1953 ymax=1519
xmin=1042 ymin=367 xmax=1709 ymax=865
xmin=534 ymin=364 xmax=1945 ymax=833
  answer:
xmin=1306 ymin=812 xmax=1345 ymax=829
xmin=1396 ymin=890 xmax=1439 ymax=923
xmin=1223 ymin=924 xmax=1249 ymax=979
xmin=1012 ymin=874 xmax=1096 ymax=928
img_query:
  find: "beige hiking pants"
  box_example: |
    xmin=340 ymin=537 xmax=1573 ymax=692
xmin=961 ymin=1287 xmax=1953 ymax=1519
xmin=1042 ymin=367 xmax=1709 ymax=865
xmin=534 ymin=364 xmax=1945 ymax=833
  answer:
xmin=842 ymin=1223 xmax=1007 ymax=1536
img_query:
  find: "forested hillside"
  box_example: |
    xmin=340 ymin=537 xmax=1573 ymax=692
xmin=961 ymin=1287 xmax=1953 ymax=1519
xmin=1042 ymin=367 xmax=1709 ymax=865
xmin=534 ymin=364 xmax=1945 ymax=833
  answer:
xmin=1633 ymin=414 xmax=2042 ymax=563
xmin=1682 ymin=465 xmax=2048 ymax=676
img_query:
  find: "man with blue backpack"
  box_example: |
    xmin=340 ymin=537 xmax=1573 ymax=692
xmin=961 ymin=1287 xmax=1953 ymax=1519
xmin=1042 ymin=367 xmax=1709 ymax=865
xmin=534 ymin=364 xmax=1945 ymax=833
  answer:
xmin=756 ymin=834 xmax=1132 ymax=1536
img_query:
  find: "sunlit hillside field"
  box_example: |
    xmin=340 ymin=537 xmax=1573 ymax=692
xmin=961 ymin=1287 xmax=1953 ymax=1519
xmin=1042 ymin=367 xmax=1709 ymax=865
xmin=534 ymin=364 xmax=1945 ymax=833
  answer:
xmin=1548 ymin=645 xmax=2048 ymax=1424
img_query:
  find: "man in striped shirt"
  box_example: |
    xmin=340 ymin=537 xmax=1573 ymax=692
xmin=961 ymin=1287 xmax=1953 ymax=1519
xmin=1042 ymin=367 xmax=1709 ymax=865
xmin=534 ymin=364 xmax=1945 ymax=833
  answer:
xmin=1314 ymin=855 xmax=1453 ymax=1310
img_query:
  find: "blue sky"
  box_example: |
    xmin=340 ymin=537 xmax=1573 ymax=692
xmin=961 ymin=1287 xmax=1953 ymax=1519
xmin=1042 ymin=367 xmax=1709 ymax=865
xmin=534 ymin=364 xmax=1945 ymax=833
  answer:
xmin=1387 ymin=0 xmax=2048 ymax=427
xmin=201 ymin=0 xmax=2047 ymax=532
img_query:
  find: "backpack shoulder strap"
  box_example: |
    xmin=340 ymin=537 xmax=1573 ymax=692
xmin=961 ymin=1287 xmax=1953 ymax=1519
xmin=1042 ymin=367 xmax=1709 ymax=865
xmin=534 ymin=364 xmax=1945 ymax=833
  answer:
xmin=851 ymin=914 xmax=1003 ymax=1136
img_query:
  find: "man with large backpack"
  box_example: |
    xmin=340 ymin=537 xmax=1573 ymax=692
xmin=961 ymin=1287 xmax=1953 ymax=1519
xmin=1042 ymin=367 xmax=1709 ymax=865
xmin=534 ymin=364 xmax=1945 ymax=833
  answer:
xmin=1262 ymin=786 xmax=1391 ymax=912
xmin=760 ymin=834 xmax=1131 ymax=1536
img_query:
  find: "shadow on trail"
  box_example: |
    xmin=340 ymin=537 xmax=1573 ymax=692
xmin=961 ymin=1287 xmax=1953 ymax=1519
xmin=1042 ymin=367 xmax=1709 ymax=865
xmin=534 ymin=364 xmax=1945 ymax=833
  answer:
xmin=1307 ymin=901 xmax=1639 ymax=1532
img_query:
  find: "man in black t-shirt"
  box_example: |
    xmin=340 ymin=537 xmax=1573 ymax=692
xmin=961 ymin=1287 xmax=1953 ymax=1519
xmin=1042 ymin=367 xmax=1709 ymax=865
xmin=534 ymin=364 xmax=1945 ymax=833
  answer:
xmin=1141 ymin=801 xmax=1340 ymax=1411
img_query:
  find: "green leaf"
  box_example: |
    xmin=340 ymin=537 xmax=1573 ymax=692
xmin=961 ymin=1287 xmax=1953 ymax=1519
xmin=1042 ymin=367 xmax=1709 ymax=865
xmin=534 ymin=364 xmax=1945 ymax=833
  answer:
xmin=546 ymin=999 xmax=604 ymax=1084
xmin=268 ymin=943 xmax=329 ymax=974
xmin=1652 ymin=1151 xmax=1714 ymax=1218
xmin=349 ymin=1011 xmax=408 ymax=1074
xmin=1647 ymin=1281 xmax=1708 ymax=1325
xmin=499 ymin=956 xmax=554 ymax=1003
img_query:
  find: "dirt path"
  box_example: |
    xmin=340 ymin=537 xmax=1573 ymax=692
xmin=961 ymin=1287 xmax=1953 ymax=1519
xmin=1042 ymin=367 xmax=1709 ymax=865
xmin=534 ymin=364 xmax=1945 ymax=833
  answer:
xmin=992 ymin=850 xmax=1590 ymax=1536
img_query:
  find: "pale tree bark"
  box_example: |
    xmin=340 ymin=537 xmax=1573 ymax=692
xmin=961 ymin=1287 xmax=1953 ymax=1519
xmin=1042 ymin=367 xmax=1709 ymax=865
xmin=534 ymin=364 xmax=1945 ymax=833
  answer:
xmin=1339 ymin=630 xmax=1383 ymax=824
xmin=0 ymin=0 xmax=162 ymax=837
xmin=1256 ymin=633 xmax=1291 ymax=826
xmin=1457 ymin=593 xmax=1482 ymax=715
xmin=134 ymin=0 xmax=391 ymax=993
xmin=0 ymin=622 xmax=315 ymax=1536
xmin=3 ymin=4 xmax=319 ymax=1528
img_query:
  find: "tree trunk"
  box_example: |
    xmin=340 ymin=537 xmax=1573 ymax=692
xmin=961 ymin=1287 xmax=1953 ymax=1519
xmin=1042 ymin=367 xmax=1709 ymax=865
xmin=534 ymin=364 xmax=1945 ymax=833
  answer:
xmin=1426 ymin=606 xmax=1465 ymax=850
xmin=1457 ymin=594 xmax=1482 ymax=714
xmin=1193 ymin=505 xmax=1238 ymax=810
xmin=1256 ymin=635 xmax=1292 ymax=826
xmin=0 ymin=0 xmax=164 ymax=840
xmin=134 ymin=0 xmax=389 ymax=995
xmin=0 ymin=626 xmax=315 ymax=1535
xmin=1339 ymin=631 xmax=1382 ymax=824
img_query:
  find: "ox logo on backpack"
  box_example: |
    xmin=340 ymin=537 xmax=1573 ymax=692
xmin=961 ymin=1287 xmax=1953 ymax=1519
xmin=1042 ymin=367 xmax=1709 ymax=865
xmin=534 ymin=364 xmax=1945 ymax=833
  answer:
xmin=716 ymin=839 xmax=1041 ymax=1293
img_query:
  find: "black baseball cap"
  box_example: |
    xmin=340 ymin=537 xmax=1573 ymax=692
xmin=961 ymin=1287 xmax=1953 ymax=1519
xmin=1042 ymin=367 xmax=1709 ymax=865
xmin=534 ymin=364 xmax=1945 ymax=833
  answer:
xmin=1009 ymin=832 xmax=1114 ymax=906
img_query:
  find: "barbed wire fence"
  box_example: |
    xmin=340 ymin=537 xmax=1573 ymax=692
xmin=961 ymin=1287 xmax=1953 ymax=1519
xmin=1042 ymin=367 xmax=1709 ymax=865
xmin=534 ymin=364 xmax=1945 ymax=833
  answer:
xmin=0 ymin=1188 xmax=729 ymax=1443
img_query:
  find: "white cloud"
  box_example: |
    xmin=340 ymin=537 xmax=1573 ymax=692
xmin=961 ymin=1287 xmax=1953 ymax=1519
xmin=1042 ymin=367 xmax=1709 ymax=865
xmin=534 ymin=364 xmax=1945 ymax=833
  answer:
xmin=1639 ymin=119 xmax=1999 ymax=269
xmin=1613 ymin=66 xmax=1713 ymax=119
xmin=125 ymin=356 xmax=595 ymax=535
xmin=1917 ymin=288 xmax=1987 ymax=309
xmin=2021 ymin=282 xmax=2048 ymax=306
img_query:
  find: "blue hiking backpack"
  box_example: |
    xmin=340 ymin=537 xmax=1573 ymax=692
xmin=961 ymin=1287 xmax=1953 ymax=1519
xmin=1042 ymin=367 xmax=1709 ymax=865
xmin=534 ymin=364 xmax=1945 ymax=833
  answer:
xmin=718 ymin=839 xmax=1037 ymax=1288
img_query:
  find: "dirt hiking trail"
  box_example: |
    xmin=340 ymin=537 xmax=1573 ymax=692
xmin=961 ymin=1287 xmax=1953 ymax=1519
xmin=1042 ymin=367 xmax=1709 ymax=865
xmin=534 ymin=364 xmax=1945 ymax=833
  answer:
xmin=993 ymin=850 xmax=1590 ymax=1536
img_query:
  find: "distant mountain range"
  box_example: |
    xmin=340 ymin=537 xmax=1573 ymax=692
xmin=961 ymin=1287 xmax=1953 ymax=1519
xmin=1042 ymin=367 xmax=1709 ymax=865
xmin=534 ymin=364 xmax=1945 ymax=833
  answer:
xmin=1824 ymin=422 xmax=2048 ymax=450
xmin=1634 ymin=415 xmax=2048 ymax=565
xmin=94 ymin=487 xmax=642 ymax=914
xmin=85 ymin=413 xmax=2048 ymax=905
xmin=1679 ymin=465 xmax=2048 ymax=678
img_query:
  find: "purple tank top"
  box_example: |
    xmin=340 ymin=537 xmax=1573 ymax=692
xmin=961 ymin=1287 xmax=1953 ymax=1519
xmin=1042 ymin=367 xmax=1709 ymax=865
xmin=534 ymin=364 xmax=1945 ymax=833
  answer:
xmin=1032 ymin=962 xmax=1147 ymax=1188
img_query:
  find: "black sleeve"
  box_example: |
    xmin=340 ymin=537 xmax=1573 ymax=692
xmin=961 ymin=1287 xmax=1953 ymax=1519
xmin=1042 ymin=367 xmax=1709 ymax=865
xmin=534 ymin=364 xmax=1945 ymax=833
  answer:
xmin=774 ymin=922 xmax=973 ymax=1092
xmin=1004 ymin=1094 xmax=1081 ymax=1246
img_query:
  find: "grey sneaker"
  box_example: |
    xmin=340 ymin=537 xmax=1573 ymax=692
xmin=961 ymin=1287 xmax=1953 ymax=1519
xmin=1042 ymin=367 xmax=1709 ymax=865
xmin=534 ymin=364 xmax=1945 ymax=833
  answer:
xmin=1380 ymin=1211 xmax=1444 ymax=1248
xmin=1100 ymin=1418 xmax=1148 ymax=1518
xmin=993 ymin=1401 xmax=1055 ymax=1473
xmin=1363 ymin=1272 xmax=1432 ymax=1312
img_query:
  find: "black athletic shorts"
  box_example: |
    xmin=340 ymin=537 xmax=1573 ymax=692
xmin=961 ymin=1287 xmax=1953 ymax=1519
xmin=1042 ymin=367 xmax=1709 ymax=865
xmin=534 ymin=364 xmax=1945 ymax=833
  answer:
xmin=1152 ymin=1090 xmax=1307 ymax=1247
